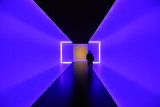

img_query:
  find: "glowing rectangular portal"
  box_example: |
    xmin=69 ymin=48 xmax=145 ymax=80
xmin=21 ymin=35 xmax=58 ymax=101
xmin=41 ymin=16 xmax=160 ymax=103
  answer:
xmin=88 ymin=41 xmax=101 ymax=63
xmin=60 ymin=41 xmax=100 ymax=64
xmin=60 ymin=41 xmax=72 ymax=64
xmin=73 ymin=44 xmax=88 ymax=62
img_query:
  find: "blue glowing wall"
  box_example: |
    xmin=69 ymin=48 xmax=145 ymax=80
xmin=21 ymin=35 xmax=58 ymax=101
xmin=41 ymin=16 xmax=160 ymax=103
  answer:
xmin=91 ymin=0 xmax=160 ymax=106
xmin=0 ymin=0 xmax=71 ymax=106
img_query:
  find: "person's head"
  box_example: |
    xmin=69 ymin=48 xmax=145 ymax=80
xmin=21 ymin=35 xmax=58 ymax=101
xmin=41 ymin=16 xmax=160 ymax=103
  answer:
xmin=89 ymin=50 xmax=91 ymax=53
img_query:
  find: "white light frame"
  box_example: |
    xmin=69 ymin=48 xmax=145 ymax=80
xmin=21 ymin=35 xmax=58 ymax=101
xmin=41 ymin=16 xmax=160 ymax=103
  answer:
xmin=88 ymin=41 xmax=101 ymax=64
xmin=60 ymin=41 xmax=72 ymax=64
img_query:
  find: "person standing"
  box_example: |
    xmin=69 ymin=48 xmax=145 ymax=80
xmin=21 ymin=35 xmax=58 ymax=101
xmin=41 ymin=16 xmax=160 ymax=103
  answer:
xmin=86 ymin=50 xmax=94 ymax=71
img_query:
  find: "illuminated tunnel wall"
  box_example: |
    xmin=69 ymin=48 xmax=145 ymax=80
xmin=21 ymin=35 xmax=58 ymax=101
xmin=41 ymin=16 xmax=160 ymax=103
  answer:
xmin=0 ymin=0 xmax=160 ymax=107
xmin=90 ymin=0 xmax=160 ymax=106
xmin=0 ymin=0 xmax=71 ymax=106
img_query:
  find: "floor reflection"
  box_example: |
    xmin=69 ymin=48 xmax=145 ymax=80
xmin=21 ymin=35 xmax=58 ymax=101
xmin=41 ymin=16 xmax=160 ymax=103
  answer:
xmin=32 ymin=62 xmax=117 ymax=107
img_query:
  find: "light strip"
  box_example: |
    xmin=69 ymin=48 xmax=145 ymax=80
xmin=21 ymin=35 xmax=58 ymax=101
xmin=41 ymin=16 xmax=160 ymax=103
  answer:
xmin=88 ymin=41 xmax=101 ymax=64
xmin=61 ymin=41 xmax=100 ymax=64
xmin=60 ymin=41 xmax=72 ymax=64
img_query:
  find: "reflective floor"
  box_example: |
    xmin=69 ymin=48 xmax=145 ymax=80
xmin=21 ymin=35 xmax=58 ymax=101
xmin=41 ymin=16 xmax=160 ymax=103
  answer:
xmin=32 ymin=62 xmax=117 ymax=107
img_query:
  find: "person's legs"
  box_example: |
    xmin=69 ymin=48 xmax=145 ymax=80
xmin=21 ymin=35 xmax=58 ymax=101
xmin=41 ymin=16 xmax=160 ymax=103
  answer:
xmin=91 ymin=62 xmax=93 ymax=70
xmin=88 ymin=62 xmax=91 ymax=71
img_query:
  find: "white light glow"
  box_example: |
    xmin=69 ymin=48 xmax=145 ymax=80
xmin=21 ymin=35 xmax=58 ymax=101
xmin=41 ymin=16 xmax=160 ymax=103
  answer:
xmin=89 ymin=41 xmax=101 ymax=64
xmin=60 ymin=41 xmax=72 ymax=64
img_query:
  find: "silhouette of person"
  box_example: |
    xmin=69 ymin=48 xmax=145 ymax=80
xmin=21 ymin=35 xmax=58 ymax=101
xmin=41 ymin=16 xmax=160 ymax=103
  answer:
xmin=86 ymin=50 xmax=94 ymax=71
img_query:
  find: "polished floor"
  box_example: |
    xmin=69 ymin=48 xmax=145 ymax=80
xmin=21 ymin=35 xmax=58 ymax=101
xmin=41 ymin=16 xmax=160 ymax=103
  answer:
xmin=32 ymin=62 xmax=117 ymax=107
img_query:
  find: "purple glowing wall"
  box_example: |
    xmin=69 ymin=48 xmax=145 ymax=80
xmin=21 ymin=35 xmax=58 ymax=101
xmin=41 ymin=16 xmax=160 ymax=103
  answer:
xmin=91 ymin=0 xmax=160 ymax=106
xmin=0 ymin=0 xmax=71 ymax=106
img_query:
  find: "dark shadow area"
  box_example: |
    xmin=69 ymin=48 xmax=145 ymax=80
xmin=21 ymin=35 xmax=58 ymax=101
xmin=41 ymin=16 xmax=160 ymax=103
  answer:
xmin=34 ymin=0 xmax=115 ymax=43
xmin=32 ymin=62 xmax=117 ymax=107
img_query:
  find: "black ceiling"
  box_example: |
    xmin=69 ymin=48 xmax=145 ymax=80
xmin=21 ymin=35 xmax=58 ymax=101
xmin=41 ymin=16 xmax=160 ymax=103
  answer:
xmin=34 ymin=0 xmax=115 ymax=43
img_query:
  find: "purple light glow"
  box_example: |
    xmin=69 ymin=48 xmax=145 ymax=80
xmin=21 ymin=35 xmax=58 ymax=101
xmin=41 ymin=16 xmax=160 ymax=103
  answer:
xmin=1 ymin=0 xmax=160 ymax=106
xmin=90 ymin=0 xmax=160 ymax=106
xmin=60 ymin=41 xmax=73 ymax=64
xmin=0 ymin=0 xmax=71 ymax=106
